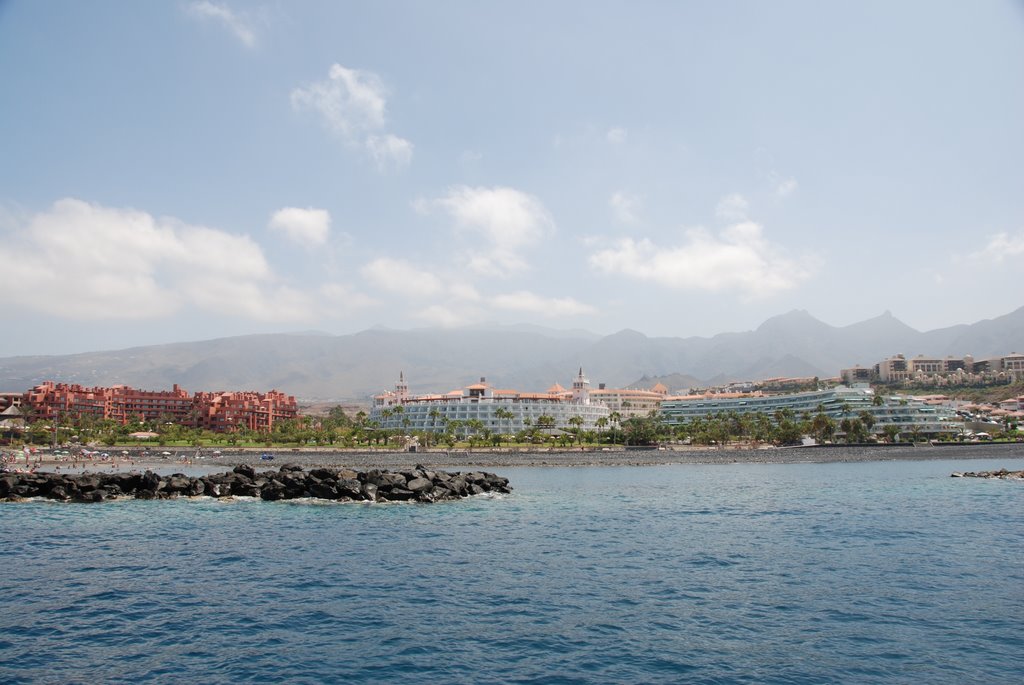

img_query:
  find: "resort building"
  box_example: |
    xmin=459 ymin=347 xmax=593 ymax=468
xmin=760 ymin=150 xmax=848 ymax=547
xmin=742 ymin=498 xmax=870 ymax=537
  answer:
xmin=370 ymin=369 xmax=611 ymax=433
xmin=660 ymin=385 xmax=964 ymax=438
xmin=842 ymin=352 xmax=1024 ymax=386
xmin=191 ymin=390 xmax=298 ymax=433
xmin=20 ymin=381 xmax=297 ymax=433
xmin=589 ymin=382 xmax=668 ymax=417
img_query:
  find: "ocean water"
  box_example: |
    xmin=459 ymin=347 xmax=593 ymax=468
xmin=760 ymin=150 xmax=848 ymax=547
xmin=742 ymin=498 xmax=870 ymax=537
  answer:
xmin=1 ymin=458 xmax=1022 ymax=684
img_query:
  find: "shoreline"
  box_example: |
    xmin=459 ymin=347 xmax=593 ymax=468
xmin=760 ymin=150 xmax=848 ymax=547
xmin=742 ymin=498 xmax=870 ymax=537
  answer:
xmin=13 ymin=442 xmax=1023 ymax=473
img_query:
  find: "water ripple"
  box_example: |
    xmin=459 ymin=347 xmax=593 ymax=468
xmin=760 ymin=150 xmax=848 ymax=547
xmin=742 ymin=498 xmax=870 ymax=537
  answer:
xmin=1 ymin=458 xmax=1022 ymax=683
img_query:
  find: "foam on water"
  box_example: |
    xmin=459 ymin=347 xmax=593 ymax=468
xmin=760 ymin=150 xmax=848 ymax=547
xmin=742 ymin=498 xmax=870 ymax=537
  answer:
xmin=1 ymin=457 xmax=1022 ymax=684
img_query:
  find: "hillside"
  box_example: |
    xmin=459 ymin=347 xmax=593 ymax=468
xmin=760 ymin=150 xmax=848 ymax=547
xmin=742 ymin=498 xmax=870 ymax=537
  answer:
xmin=1 ymin=306 xmax=1022 ymax=400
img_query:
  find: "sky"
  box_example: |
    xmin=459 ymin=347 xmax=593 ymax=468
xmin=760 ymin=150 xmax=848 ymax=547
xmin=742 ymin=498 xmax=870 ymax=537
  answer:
xmin=1 ymin=0 xmax=1022 ymax=357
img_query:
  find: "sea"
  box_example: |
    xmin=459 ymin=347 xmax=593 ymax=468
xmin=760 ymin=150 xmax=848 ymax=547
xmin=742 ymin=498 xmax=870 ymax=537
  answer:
xmin=1 ymin=457 xmax=1022 ymax=684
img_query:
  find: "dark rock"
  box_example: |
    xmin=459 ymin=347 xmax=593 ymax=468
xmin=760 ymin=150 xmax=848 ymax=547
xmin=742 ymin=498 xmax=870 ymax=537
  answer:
xmin=379 ymin=487 xmax=415 ymax=501
xmin=232 ymin=464 xmax=257 ymax=479
xmin=338 ymin=478 xmax=363 ymax=499
xmin=406 ymin=477 xmax=432 ymax=493
xmin=141 ymin=471 xmax=161 ymax=490
xmin=0 ymin=467 xmax=510 ymax=504
xmin=278 ymin=463 xmax=304 ymax=472
xmin=47 ymin=486 xmax=70 ymax=501
xmin=309 ymin=468 xmax=338 ymax=480
xmin=309 ymin=481 xmax=339 ymax=499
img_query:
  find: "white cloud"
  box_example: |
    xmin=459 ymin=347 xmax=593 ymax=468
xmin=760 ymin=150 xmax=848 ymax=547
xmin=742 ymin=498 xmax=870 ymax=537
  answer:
xmin=448 ymin=282 xmax=482 ymax=302
xmin=268 ymin=207 xmax=330 ymax=247
xmin=415 ymin=304 xmax=471 ymax=328
xmin=0 ymin=198 xmax=314 ymax=321
xmin=291 ymin=64 xmax=412 ymax=170
xmin=291 ymin=64 xmax=385 ymax=136
xmin=320 ymin=282 xmax=377 ymax=312
xmin=186 ymin=1 xmax=256 ymax=48
xmin=428 ymin=185 xmax=554 ymax=276
xmin=776 ymin=178 xmax=799 ymax=197
xmin=492 ymin=291 xmax=596 ymax=317
xmin=715 ymin=193 xmax=749 ymax=222
xmin=589 ymin=221 xmax=812 ymax=297
xmin=366 ymin=134 xmax=413 ymax=171
xmin=606 ymin=127 xmax=628 ymax=144
xmin=610 ymin=191 xmax=641 ymax=225
xmin=361 ymin=258 xmax=444 ymax=297
xmin=967 ymin=230 xmax=1024 ymax=263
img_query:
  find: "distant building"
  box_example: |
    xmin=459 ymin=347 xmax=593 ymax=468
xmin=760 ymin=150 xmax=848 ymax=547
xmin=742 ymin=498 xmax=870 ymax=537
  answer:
xmin=589 ymin=382 xmax=667 ymax=417
xmin=660 ymin=385 xmax=963 ymax=438
xmin=847 ymin=352 xmax=1024 ymax=386
xmin=21 ymin=381 xmax=297 ymax=433
xmin=370 ymin=369 xmax=612 ymax=433
xmin=191 ymin=390 xmax=298 ymax=433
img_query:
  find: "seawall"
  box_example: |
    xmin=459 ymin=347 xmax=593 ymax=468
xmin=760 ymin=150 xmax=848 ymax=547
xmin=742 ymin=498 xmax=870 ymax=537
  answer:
xmin=0 ymin=464 xmax=511 ymax=503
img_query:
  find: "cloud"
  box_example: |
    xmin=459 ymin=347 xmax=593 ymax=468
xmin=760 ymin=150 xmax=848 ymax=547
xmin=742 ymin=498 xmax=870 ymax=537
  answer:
xmin=291 ymin=64 xmax=412 ymax=170
xmin=589 ymin=222 xmax=813 ymax=297
xmin=415 ymin=304 xmax=471 ymax=328
xmin=320 ymin=282 xmax=377 ymax=312
xmin=966 ymin=230 xmax=1024 ymax=263
xmin=492 ymin=291 xmax=596 ymax=317
xmin=268 ymin=207 xmax=330 ymax=247
xmin=426 ymin=185 xmax=554 ymax=276
xmin=715 ymin=193 xmax=749 ymax=222
xmin=606 ymin=127 xmax=627 ymax=144
xmin=775 ymin=178 xmax=798 ymax=197
xmin=0 ymin=198 xmax=314 ymax=321
xmin=366 ymin=134 xmax=413 ymax=171
xmin=610 ymin=191 xmax=641 ymax=225
xmin=186 ymin=1 xmax=256 ymax=48
xmin=361 ymin=258 xmax=444 ymax=297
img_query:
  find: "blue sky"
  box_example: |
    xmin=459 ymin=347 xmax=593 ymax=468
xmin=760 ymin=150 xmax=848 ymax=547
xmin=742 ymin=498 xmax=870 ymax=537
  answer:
xmin=1 ymin=1 xmax=1022 ymax=356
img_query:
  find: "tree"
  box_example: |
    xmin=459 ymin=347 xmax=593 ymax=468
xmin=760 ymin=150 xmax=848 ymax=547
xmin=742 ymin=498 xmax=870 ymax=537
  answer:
xmin=811 ymin=412 xmax=836 ymax=443
xmin=608 ymin=411 xmax=622 ymax=445
xmin=859 ymin=410 xmax=876 ymax=435
xmin=494 ymin=407 xmax=515 ymax=444
xmin=568 ymin=415 xmax=584 ymax=444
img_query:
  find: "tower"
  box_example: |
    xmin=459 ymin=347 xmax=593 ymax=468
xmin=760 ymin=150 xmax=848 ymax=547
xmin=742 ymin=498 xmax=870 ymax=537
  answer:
xmin=395 ymin=371 xmax=409 ymax=403
xmin=572 ymin=367 xmax=590 ymax=405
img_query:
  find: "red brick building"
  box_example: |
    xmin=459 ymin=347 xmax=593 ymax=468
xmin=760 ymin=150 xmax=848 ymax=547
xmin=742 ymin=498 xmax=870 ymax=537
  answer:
xmin=22 ymin=382 xmax=298 ymax=432
xmin=191 ymin=390 xmax=298 ymax=432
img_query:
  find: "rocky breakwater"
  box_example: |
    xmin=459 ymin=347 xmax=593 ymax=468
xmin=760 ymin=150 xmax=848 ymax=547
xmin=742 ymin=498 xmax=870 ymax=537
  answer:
xmin=0 ymin=464 xmax=511 ymax=503
xmin=951 ymin=468 xmax=1024 ymax=480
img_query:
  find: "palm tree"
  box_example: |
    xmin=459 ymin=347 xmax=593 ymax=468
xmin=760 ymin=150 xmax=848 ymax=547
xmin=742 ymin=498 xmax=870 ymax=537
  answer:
xmin=494 ymin=407 xmax=514 ymax=444
xmin=568 ymin=415 xmax=584 ymax=444
xmin=608 ymin=411 xmax=622 ymax=445
xmin=595 ymin=416 xmax=609 ymax=443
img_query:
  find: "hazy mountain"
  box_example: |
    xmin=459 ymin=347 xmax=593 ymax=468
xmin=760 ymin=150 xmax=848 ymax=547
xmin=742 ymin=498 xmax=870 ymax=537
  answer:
xmin=1 ymin=306 xmax=1022 ymax=400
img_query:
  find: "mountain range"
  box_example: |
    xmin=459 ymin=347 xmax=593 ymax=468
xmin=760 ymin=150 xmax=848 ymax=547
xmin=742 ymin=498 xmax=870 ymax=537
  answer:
xmin=1 ymin=306 xmax=1022 ymax=401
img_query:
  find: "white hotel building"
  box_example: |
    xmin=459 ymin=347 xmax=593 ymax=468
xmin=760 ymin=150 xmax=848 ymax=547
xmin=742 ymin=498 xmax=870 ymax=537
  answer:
xmin=370 ymin=370 xmax=611 ymax=433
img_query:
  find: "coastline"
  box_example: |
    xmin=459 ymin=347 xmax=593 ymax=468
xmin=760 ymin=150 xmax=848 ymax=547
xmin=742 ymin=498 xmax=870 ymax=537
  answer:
xmin=18 ymin=442 xmax=1022 ymax=473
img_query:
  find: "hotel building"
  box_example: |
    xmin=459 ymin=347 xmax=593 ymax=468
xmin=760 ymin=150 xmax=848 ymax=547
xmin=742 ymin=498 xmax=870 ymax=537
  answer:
xmin=660 ymin=385 xmax=963 ymax=438
xmin=21 ymin=381 xmax=297 ymax=433
xmin=370 ymin=369 xmax=611 ymax=433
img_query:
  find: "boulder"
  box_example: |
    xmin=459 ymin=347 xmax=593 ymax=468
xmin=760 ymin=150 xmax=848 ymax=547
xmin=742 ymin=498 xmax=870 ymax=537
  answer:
xmin=406 ymin=477 xmax=432 ymax=493
xmin=232 ymin=464 xmax=257 ymax=479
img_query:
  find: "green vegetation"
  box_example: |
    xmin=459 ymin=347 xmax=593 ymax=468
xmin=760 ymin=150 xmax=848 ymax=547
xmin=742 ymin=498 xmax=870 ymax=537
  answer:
xmin=10 ymin=403 xmax=1019 ymax=451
